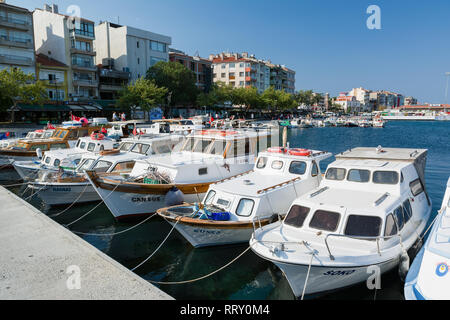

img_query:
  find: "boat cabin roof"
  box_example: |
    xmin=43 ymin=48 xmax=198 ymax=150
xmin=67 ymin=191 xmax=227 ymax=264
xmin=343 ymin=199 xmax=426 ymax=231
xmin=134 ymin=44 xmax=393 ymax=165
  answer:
xmin=336 ymin=147 xmax=427 ymax=162
xmin=189 ymin=129 xmax=269 ymax=140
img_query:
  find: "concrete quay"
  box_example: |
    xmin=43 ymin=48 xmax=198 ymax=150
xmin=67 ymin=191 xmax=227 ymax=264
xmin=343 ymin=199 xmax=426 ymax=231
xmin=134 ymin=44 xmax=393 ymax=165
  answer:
xmin=0 ymin=186 xmax=173 ymax=300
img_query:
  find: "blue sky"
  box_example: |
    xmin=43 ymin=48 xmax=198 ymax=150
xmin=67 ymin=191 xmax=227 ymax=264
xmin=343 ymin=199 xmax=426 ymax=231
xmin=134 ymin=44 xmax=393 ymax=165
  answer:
xmin=12 ymin=0 xmax=450 ymax=103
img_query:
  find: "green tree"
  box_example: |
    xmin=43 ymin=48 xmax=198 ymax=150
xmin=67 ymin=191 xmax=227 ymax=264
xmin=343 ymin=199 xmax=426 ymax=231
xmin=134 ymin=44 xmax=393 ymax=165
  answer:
xmin=0 ymin=67 xmax=46 ymax=122
xmin=295 ymin=90 xmax=314 ymax=106
xmin=117 ymin=77 xmax=168 ymax=118
xmin=146 ymin=61 xmax=199 ymax=115
xmin=262 ymin=86 xmax=297 ymax=111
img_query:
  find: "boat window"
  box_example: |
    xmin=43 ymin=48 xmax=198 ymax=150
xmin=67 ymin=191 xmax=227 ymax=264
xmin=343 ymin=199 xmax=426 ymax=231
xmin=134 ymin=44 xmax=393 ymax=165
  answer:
xmin=44 ymin=132 xmax=53 ymax=138
xmin=384 ymin=214 xmax=398 ymax=237
xmin=79 ymin=142 xmax=86 ymax=149
xmin=154 ymin=144 xmax=171 ymax=154
xmin=403 ymin=199 xmax=412 ymax=223
xmin=78 ymin=129 xmax=89 ymax=137
xmin=232 ymin=139 xmax=251 ymax=157
xmin=131 ymin=143 xmax=150 ymax=155
xmin=393 ymin=206 xmax=404 ymax=230
xmin=256 ymin=157 xmax=268 ymax=169
xmin=344 ymin=215 xmax=382 ymax=237
xmin=204 ymin=190 xmax=216 ymax=205
xmin=199 ymin=168 xmax=208 ymax=175
xmin=217 ymin=198 xmax=230 ymax=208
xmin=53 ymin=159 xmax=60 ymax=167
xmin=52 ymin=130 xmax=61 ymax=138
xmin=193 ymin=139 xmax=212 ymax=153
xmin=87 ymin=142 xmax=96 ymax=152
xmin=76 ymin=139 xmax=81 ymax=148
xmin=284 ymin=205 xmax=310 ymax=228
xmin=347 ymin=169 xmax=370 ymax=183
xmin=309 ymin=210 xmax=341 ymax=232
xmin=208 ymin=140 xmax=227 ymax=156
xmin=67 ymin=130 xmax=78 ymax=139
xmin=289 ymin=161 xmax=307 ymax=175
xmin=112 ymin=161 xmax=135 ymax=173
xmin=409 ymin=179 xmax=424 ymax=196
xmin=181 ymin=138 xmax=196 ymax=152
xmin=93 ymin=160 xmax=113 ymax=173
xmin=77 ymin=159 xmax=95 ymax=171
xmin=30 ymin=144 xmax=49 ymax=151
xmin=373 ymin=171 xmax=399 ymax=185
xmin=271 ymin=160 xmax=284 ymax=170
xmin=236 ymin=198 xmax=255 ymax=217
xmin=119 ymin=142 xmax=133 ymax=151
xmin=50 ymin=143 xmax=67 ymax=150
xmin=311 ymin=161 xmax=318 ymax=177
xmin=325 ymin=168 xmax=346 ymax=181
xmin=45 ymin=157 xmax=51 ymax=164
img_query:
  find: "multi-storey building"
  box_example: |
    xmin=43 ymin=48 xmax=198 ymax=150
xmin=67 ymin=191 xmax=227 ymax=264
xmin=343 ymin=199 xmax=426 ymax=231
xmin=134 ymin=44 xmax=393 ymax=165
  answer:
xmin=33 ymin=4 xmax=98 ymax=101
xmin=369 ymin=90 xmax=404 ymax=110
xmin=348 ymin=87 xmax=371 ymax=111
xmin=335 ymin=93 xmax=361 ymax=113
xmin=169 ymin=49 xmax=212 ymax=93
xmin=209 ymin=52 xmax=295 ymax=94
xmin=0 ymin=0 xmax=35 ymax=75
xmin=96 ymin=57 xmax=130 ymax=100
xmin=404 ymin=96 xmax=417 ymax=106
xmin=35 ymin=53 xmax=68 ymax=102
xmin=94 ymin=21 xmax=171 ymax=82
xmin=311 ymin=92 xmax=329 ymax=112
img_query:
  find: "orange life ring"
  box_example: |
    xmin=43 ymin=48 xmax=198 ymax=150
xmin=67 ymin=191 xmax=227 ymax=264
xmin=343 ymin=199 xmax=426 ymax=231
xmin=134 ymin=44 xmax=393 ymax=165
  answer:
xmin=267 ymin=147 xmax=286 ymax=154
xmin=91 ymin=133 xmax=105 ymax=140
xmin=288 ymin=148 xmax=312 ymax=156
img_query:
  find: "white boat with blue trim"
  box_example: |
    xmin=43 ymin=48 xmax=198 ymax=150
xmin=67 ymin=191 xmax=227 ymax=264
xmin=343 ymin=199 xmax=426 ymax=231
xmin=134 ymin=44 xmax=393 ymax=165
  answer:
xmin=250 ymin=147 xmax=432 ymax=298
xmin=404 ymin=177 xmax=450 ymax=300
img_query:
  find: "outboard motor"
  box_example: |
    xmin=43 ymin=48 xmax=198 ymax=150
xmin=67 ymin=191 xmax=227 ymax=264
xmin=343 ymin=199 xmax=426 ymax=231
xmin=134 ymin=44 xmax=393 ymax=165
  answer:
xmin=165 ymin=186 xmax=184 ymax=206
xmin=36 ymin=148 xmax=43 ymax=160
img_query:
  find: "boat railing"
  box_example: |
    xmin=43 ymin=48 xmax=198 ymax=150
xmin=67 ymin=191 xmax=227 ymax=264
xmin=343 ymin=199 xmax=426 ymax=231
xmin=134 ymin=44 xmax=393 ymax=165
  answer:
xmin=324 ymin=233 xmax=403 ymax=261
xmin=211 ymin=170 xmax=254 ymax=185
xmin=257 ymin=177 xmax=301 ymax=194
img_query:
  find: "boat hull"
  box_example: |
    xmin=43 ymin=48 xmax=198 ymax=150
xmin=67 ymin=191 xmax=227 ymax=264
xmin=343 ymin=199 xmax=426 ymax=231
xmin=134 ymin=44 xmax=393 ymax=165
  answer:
xmin=30 ymin=183 xmax=100 ymax=206
xmin=268 ymin=257 xmax=399 ymax=297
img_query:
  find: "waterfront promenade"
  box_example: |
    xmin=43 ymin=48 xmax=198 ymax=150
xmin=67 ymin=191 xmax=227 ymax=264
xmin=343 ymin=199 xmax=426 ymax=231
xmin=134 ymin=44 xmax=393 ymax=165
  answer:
xmin=0 ymin=186 xmax=173 ymax=300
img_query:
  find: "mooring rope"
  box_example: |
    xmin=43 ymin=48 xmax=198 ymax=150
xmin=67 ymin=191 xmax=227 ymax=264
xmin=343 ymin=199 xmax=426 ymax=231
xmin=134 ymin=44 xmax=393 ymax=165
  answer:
xmin=64 ymin=182 xmax=121 ymax=228
xmin=131 ymin=218 xmax=180 ymax=272
xmin=72 ymin=213 xmax=157 ymax=237
xmin=301 ymin=252 xmax=315 ymax=300
xmin=148 ymin=245 xmax=253 ymax=285
xmin=1 ymin=181 xmax=30 ymax=187
xmin=23 ymin=185 xmax=47 ymax=201
xmin=49 ymin=183 xmax=90 ymax=218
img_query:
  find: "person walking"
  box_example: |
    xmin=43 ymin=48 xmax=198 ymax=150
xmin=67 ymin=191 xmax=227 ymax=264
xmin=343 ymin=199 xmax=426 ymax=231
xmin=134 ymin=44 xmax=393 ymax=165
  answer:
xmin=112 ymin=112 xmax=119 ymax=121
xmin=121 ymin=112 xmax=126 ymax=121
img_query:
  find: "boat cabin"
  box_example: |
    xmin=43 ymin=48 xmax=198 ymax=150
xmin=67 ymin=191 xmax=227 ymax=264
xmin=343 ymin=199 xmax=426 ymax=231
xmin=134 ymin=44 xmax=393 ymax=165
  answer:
xmin=282 ymin=147 xmax=431 ymax=249
xmin=202 ymin=148 xmax=333 ymax=222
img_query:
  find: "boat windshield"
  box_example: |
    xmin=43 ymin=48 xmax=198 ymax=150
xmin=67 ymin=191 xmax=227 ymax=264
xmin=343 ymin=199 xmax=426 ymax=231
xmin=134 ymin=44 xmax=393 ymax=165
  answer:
xmin=76 ymin=158 xmax=95 ymax=172
xmin=119 ymin=142 xmax=134 ymax=151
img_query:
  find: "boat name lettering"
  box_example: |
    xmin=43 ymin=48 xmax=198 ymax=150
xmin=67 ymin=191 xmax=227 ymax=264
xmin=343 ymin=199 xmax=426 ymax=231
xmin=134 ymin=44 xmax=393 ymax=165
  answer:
xmin=323 ymin=270 xmax=356 ymax=276
xmin=132 ymin=197 xmax=161 ymax=202
xmin=52 ymin=187 xmax=71 ymax=192
xmin=193 ymin=229 xmax=221 ymax=235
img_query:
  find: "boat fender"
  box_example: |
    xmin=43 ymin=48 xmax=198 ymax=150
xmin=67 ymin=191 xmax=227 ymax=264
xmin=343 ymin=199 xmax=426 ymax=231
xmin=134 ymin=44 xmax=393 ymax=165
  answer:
xmin=165 ymin=186 xmax=184 ymax=206
xmin=36 ymin=148 xmax=43 ymax=159
xmin=398 ymin=250 xmax=410 ymax=281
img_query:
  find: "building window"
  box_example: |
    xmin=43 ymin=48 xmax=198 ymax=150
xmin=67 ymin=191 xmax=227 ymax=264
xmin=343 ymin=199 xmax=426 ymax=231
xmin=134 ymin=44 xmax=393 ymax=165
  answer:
xmin=150 ymin=41 xmax=166 ymax=53
xmin=150 ymin=57 xmax=165 ymax=66
xmin=137 ymin=57 xmax=140 ymax=65
xmin=137 ymin=41 xmax=139 ymax=48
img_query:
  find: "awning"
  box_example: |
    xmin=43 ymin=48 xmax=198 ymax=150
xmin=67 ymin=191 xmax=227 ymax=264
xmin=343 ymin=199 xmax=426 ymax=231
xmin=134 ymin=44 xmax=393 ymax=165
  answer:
xmin=69 ymin=105 xmax=85 ymax=111
xmin=81 ymin=105 xmax=101 ymax=111
xmin=11 ymin=104 xmax=71 ymax=112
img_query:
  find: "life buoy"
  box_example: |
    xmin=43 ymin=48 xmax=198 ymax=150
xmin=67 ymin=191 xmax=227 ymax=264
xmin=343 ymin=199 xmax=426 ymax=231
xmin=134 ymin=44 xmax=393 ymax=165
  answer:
xmin=288 ymin=148 xmax=312 ymax=156
xmin=90 ymin=132 xmax=105 ymax=140
xmin=267 ymin=147 xmax=286 ymax=154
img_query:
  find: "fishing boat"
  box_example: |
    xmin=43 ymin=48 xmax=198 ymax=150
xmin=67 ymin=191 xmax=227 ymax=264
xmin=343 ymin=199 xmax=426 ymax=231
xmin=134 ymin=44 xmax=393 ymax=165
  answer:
xmin=157 ymin=147 xmax=332 ymax=248
xmin=404 ymin=177 xmax=450 ymax=300
xmin=0 ymin=124 xmax=109 ymax=167
xmin=12 ymin=134 xmax=118 ymax=180
xmin=0 ymin=129 xmax=55 ymax=149
xmin=250 ymin=147 xmax=432 ymax=298
xmin=86 ymin=129 xmax=272 ymax=220
xmin=28 ymin=134 xmax=184 ymax=206
xmin=372 ymin=118 xmax=386 ymax=128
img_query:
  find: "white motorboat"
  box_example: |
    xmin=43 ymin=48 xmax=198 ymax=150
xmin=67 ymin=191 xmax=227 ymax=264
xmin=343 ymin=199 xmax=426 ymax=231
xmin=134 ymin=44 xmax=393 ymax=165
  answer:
xmin=13 ymin=135 xmax=118 ymax=180
xmin=250 ymin=147 xmax=432 ymax=298
xmin=404 ymin=177 xmax=450 ymax=300
xmin=157 ymin=147 xmax=332 ymax=248
xmin=86 ymin=129 xmax=272 ymax=220
xmin=372 ymin=118 xmax=386 ymax=128
xmin=28 ymin=134 xmax=184 ymax=206
xmin=0 ymin=129 xmax=55 ymax=149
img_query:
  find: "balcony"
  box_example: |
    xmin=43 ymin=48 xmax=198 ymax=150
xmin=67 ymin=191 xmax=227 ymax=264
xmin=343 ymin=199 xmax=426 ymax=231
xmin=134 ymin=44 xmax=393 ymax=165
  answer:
xmin=73 ymin=79 xmax=98 ymax=87
xmin=100 ymin=84 xmax=125 ymax=91
xmin=41 ymin=79 xmax=65 ymax=87
xmin=0 ymin=54 xmax=32 ymax=66
xmin=0 ymin=16 xmax=32 ymax=31
xmin=71 ymin=62 xmax=97 ymax=72
xmin=69 ymin=29 xmax=95 ymax=40
xmin=70 ymin=48 xmax=96 ymax=56
xmin=99 ymin=69 xmax=130 ymax=79
xmin=0 ymin=36 xmax=33 ymax=49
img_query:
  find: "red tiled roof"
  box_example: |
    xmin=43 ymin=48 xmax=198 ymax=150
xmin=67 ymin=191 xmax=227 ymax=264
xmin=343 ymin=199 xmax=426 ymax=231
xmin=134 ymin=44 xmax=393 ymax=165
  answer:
xmin=36 ymin=53 xmax=68 ymax=68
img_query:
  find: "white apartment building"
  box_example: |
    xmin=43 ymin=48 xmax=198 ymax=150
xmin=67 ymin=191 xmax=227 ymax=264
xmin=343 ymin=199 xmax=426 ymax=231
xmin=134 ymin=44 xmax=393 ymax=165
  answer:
xmin=94 ymin=21 xmax=171 ymax=82
xmin=33 ymin=4 xmax=98 ymax=100
xmin=0 ymin=0 xmax=35 ymax=75
xmin=209 ymin=52 xmax=295 ymax=94
xmin=348 ymin=87 xmax=371 ymax=111
xmin=335 ymin=93 xmax=361 ymax=113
